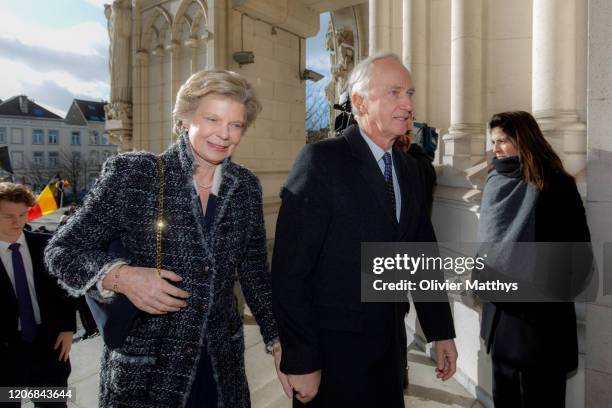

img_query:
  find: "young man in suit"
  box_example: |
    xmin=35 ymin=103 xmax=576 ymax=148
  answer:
xmin=272 ymin=52 xmax=457 ymax=407
xmin=0 ymin=182 xmax=75 ymax=407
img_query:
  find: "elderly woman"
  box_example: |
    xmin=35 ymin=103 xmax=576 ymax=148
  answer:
xmin=45 ymin=70 xmax=290 ymax=407
xmin=478 ymin=111 xmax=590 ymax=407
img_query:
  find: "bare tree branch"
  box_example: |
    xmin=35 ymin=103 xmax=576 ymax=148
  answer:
xmin=306 ymin=79 xmax=331 ymax=132
xmin=57 ymin=150 xmax=89 ymax=200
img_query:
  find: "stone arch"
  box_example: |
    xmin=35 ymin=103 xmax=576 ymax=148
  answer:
xmin=173 ymin=0 xmax=208 ymax=41
xmin=141 ymin=6 xmax=173 ymax=52
xmin=191 ymin=8 xmax=208 ymax=38
xmin=174 ymin=0 xmax=210 ymax=80
xmin=176 ymin=13 xmax=194 ymax=85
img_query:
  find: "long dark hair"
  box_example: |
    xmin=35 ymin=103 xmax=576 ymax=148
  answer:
xmin=488 ymin=110 xmax=570 ymax=190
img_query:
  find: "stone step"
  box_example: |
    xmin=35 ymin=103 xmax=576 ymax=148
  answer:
xmin=58 ymin=320 xmax=482 ymax=407
xmin=251 ymin=378 xmax=291 ymax=408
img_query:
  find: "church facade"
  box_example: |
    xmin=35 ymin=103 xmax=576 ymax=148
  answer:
xmin=105 ymin=1 xmax=612 ymax=406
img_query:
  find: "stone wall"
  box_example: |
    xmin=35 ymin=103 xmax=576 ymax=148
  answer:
xmin=120 ymin=0 xmax=320 ymax=239
xmin=585 ymin=0 xmax=612 ymax=406
xmin=227 ymin=8 xmax=314 ymax=237
xmin=109 ymin=2 xmax=609 ymax=405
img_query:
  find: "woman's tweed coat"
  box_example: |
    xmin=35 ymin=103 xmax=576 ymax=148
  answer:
xmin=45 ymin=134 xmax=278 ymax=407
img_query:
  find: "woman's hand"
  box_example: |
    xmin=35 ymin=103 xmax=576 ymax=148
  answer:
xmin=272 ymin=342 xmax=293 ymax=398
xmin=102 ymin=265 xmax=191 ymax=314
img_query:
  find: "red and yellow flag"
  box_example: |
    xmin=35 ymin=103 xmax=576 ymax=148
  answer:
xmin=28 ymin=184 xmax=59 ymax=221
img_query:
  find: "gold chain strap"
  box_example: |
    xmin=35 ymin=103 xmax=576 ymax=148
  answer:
xmin=155 ymin=155 xmax=164 ymax=277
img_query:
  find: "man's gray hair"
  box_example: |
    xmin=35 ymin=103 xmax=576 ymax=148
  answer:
xmin=346 ymin=52 xmax=403 ymax=117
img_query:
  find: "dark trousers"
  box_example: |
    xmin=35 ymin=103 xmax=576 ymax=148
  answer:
xmin=0 ymin=332 xmax=71 ymax=408
xmin=185 ymin=341 xmax=217 ymax=408
xmin=492 ymin=361 xmax=567 ymax=408
xmin=293 ymin=329 xmax=404 ymax=408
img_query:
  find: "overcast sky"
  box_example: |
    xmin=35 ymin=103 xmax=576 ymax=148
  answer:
xmin=0 ymin=1 xmax=330 ymax=121
xmin=306 ymin=12 xmax=331 ymax=79
xmin=0 ymin=0 xmax=110 ymax=117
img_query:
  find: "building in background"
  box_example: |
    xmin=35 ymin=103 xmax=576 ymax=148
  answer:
xmin=0 ymin=95 xmax=117 ymax=197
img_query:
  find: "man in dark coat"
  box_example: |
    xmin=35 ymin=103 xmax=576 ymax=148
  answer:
xmin=0 ymin=182 xmax=75 ymax=407
xmin=272 ymin=52 xmax=457 ymax=407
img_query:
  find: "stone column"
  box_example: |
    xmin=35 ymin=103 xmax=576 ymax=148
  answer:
xmin=136 ymin=50 xmax=149 ymax=151
xmin=532 ymin=0 xmax=586 ymax=175
xmin=212 ymin=0 xmax=229 ymax=68
xmin=150 ymin=45 xmax=166 ymax=154
xmin=443 ymin=0 xmax=485 ymax=170
xmin=105 ymin=0 xmax=132 ymax=103
xmin=369 ymin=0 xmax=402 ymax=54
xmin=585 ymin=0 xmax=612 ymax=406
xmin=369 ymin=0 xmax=380 ymax=54
xmin=403 ymin=0 xmax=429 ymax=123
xmin=104 ymin=0 xmax=133 ymax=152
xmin=132 ymin=50 xmax=147 ymax=151
xmin=185 ymin=37 xmax=198 ymax=74
xmin=169 ymin=41 xmax=180 ymax=120
xmin=401 ymin=0 xmax=411 ymax=67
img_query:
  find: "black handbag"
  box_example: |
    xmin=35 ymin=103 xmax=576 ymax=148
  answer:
xmin=85 ymin=156 xmax=165 ymax=349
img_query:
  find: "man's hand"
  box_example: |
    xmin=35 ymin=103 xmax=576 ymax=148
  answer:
xmin=434 ymin=339 xmax=457 ymax=381
xmin=54 ymin=331 xmax=73 ymax=362
xmin=288 ymin=370 xmax=321 ymax=404
xmin=272 ymin=343 xmax=293 ymax=398
xmin=101 ymin=265 xmax=191 ymax=314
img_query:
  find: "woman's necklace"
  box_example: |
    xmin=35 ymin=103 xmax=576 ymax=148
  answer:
xmin=190 ymin=140 xmax=219 ymax=191
xmin=194 ymin=165 xmax=215 ymax=191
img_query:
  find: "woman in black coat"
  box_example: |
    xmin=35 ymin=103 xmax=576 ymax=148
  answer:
xmin=45 ymin=70 xmax=290 ymax=407
xmin=478 ymin=111 xmax=591 ymax=407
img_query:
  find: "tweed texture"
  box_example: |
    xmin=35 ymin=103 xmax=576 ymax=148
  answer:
xmin=45 ymin=134 xmax=278 ymax=407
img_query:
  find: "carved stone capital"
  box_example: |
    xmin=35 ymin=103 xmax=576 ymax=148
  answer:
xmin=104 ymin=102 xmax=132 ymax=123
xmin=185 ymin=37 xmax=199 ymax=48
xmin=108 ymin=130 xmax=133 ymax=152
xmin=136 ymin=49 xmax=149 ymax=61
xmin=104 ymin=102 xmax=133 ymax=152
xmin=200 ymin=30 xmax=211 ymax=41
xmin=166 ymin=41 xmax=180 ymax=52
xmin=151 ymin=45 xmax=165 ymax=57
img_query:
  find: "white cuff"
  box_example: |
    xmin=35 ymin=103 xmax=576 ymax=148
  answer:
xmin=96 ymin=260 xmax=129 ymax=298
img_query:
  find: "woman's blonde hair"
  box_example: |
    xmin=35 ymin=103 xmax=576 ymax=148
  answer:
xmin=172 ymin=69 xmax=261 ymax=134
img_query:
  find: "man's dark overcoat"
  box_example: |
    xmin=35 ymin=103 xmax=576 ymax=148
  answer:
xmin=272 ymin=125 xmax=455 ymax=407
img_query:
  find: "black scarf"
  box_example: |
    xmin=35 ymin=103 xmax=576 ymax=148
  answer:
xmin=477 ymin=156 xmax=540 ymax=285
xmin=478 ymin=156 xmax=539 ymax=243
